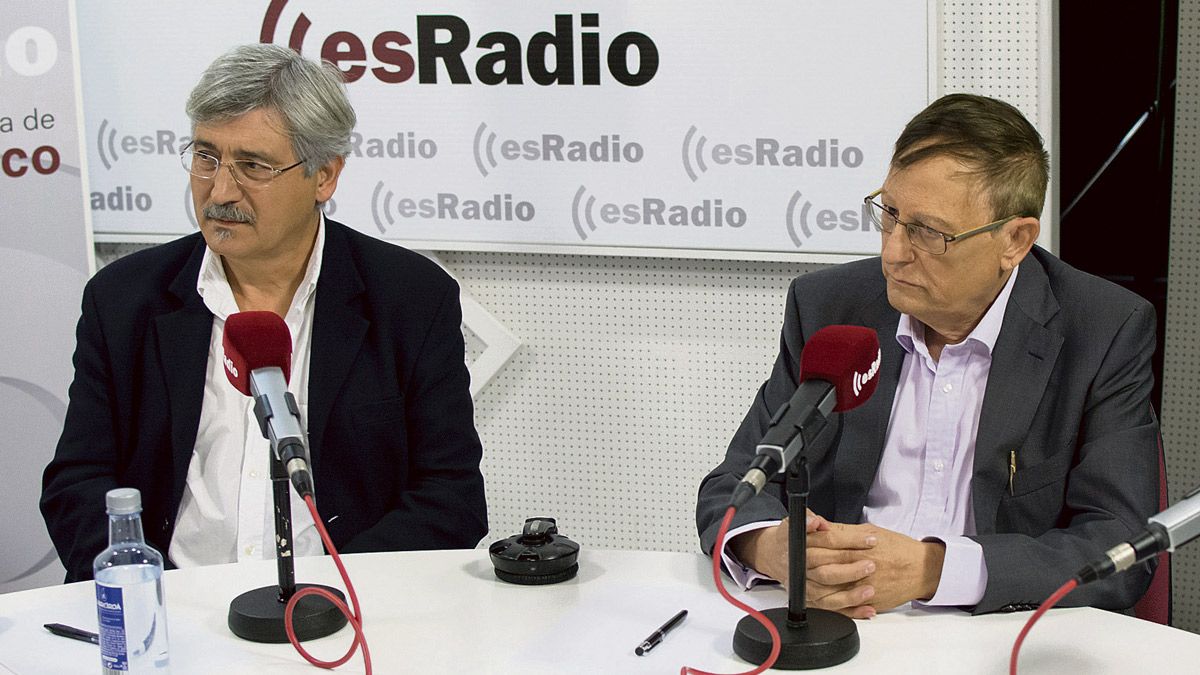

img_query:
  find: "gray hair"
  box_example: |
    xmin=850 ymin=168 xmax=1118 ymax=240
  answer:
xmin=186 ymin=43 xmax=356 ymax=176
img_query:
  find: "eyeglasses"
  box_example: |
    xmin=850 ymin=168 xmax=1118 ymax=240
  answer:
xmin=863 ymin=188 xmax=1018 ymax=255
xmin=179 ymin=142 xmax=304 ymax=190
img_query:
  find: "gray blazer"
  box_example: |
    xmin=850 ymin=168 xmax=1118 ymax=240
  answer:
xmin=696 ymin=246 xmax=1158 ymax=614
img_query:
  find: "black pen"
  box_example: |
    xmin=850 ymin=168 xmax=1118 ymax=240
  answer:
xmin=43 ymin=623 xmax=99 ymax=645
xmin=634 ymin=609 xmax=687 ymax=656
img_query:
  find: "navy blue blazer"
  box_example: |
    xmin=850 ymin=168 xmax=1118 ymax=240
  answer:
xmin=42 ymin=219 xmax=487 ymax=582
xmin=697 ymin=247 xmax=1158 ymax=614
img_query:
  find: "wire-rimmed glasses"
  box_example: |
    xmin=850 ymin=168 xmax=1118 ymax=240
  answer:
xmin=863 ymin=188 xmax=1018 ymax=255
xmin=180 ymin=142 xmax=304 ymax=190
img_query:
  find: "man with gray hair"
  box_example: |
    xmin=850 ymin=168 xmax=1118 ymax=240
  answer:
xmin=42 ymin=43 xmax=487 ymax=582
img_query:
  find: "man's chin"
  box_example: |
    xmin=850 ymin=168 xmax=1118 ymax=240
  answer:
xmin=885 ymin=283 xmax=921 ymax=315
xmin=199 ymin=223 xmax=237 ymax=246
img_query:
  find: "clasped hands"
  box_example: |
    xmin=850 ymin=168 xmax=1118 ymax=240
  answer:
xmin=730 ymin=511 xmax=945 ymax=619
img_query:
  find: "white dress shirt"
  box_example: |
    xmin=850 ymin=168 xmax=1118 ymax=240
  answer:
xmin=169 ymin=219 xmax=326 ymax=567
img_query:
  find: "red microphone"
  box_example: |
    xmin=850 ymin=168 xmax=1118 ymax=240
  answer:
xmin=798 ymin=325 xmax=881 ymax=412
xmin=222 ymin=311 xmax=293 ymax=393
xmin=732 ymin=325 xmax=880 ymax=508
xmin=222 ymin=311 xmax=312 ymax=497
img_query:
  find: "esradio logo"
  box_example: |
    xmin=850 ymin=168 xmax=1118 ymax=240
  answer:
xmin=472 ymin=123 xmax=644 ymax=178
xmin=223 ymin=354 xmax=239 ymax=379
xmin=370 ymin=181 xmax=537 ymax=234
xmin=95 ymin=119 xmax=190 ymax=171
xmin=682 ymin=126 xmax=864 ymax=182
xmin=852 ymin=349 xmax=881 ymax=397
xmin=260 ymin=1 xmax=659 ymax=86
xmin=570 ymin=185 xmax=747 ymax=242
xmin=785 ymin=190 xmax=876 ymax=249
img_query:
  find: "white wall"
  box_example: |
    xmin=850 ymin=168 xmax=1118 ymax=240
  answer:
xmin=1161 ymin=0 xmax=1200 ymax=635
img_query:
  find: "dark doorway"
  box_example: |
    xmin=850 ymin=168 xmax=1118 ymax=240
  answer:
xmin=1057 ymin=0 xmax=1177 ymax=412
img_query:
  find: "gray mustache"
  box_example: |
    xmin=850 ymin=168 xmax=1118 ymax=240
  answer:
xmin=203 ymin=203 xmax=255 ymax=224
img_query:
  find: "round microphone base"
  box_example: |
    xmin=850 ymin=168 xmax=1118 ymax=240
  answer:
xmin=733 ymin=607 xmax=859 ymax=670
xmin=228 ymin=584 xmax=348 ymax=644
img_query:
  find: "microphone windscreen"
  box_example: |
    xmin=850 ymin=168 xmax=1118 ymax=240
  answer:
xmin=222 ymin=311 xmax=293 ymax=395
xmin=799 ymin=325 xmax=881 ymax=412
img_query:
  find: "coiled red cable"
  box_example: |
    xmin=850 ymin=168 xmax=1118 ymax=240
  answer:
xmin=682 ymin=505 xmax=781 ymax=675
xmin=283 ymin=494 xmax=373 ymax=674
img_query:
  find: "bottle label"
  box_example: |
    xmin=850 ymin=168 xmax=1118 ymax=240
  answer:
xmin=96 ymin=582 xmax=129 ymax=671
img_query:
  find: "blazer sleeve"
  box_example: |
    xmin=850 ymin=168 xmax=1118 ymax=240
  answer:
xmin=40 ymin=281 xmax=122 ymax=582
xmin=971 ymin=302 xmax=1159 ymax=614
xmin=339 ymin=279 xmax=488 ymax=553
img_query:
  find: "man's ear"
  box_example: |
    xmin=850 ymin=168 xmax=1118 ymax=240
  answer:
xmin=315 ymin=155 xmax=345 ymax=204
xmin=1000 ymin=216 xmax=1040 ymax=272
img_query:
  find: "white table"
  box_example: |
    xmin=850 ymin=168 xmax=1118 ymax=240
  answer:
xmin=1 ymin=548 xmax=1197 ymax=673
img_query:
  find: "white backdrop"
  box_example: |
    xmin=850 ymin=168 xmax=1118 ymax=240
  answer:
xmin=78 ymin=0 xmax=931 ymax=258
xmin=0 ymin=0 xmax=91 ymax=592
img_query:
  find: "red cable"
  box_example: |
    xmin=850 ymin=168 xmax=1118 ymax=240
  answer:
xmin=283 ymin=494 xmax=373 ymax=674
xmin=682 ymin=506 xmax=782 ymax=675
xmin=1008 ymin=578 xmax=1078 ymax=675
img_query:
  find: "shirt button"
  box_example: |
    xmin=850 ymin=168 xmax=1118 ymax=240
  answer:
xmin=244 ymin=545 xmax=255 ymax=556
xmin=934 ymin=460 xmax=945 ymax=473
xmin=942 ymin=383 xmax=953 ymax=393
xmin=249 ymin=470 xmax=260 ymax=479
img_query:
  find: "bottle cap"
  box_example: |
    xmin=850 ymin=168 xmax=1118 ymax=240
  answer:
xmin=105 ymin=488 xmax=142 ymax=515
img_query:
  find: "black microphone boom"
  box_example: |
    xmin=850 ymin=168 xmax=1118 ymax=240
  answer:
xmin=731 ymin=380 xmax=837 ymax=509
xmin=728 ymin=374 xmax=860 ymax=669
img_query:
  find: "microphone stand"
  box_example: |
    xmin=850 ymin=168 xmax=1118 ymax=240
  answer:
xmin=227 ymin=451 xmax=347 ymax=643
xmin=733 ymin=457 xmax=860 ymax=669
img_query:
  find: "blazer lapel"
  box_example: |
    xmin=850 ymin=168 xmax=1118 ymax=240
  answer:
xmin=306 ymin=221 xmax=368 ymax=470
xmin=156 ymin=238 xmax=213 ymax=510
xmin=972 ymin=255 xmax=1063 ymax=533
xmin=833 ymin=286 xmax=903 ymax=522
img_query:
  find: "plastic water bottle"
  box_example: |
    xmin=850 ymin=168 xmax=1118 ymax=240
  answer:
xmin=94 ymin=488 xmax=170 ymax=673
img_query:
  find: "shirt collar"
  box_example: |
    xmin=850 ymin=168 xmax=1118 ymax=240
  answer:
xmin=895 ymin=264 xmax=1020 ymax=358
xmin=196 ymin=212 xmax=326 ymax=321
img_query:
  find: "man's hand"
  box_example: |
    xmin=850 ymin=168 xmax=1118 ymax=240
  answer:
xmin=807 ymin=523 xmax=946 ymax=618
xmin=727 ymin=511 xmax=838 ymax=591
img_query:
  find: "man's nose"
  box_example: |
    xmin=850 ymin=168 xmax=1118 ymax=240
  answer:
xmin=208 ymin=162 xmax=244 ymax=203
xmin=881 ymin=224 xmax=916 ymax=263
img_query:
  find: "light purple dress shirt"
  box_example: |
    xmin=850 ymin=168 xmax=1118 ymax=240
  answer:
xmin=722 ymin=266 xmax=1020 ymax=609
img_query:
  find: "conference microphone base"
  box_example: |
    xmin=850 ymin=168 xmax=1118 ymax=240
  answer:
xmin=228 ymin=584 xmax=348 ymax=643
xmin=733 ymin=607 xmax=859 ymax=670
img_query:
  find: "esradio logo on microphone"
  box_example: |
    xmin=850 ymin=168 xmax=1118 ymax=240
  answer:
xmin=852 ymin=349 xmax=881 ymax=397
xmin=223 ymin=354 xmax=239 ymax=379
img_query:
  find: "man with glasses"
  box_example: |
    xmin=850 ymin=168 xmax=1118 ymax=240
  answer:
xmin=697 ymin=93 xmax=1158 ymax=616
xmin=42 ymin=44 xmax=487 ymax=582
